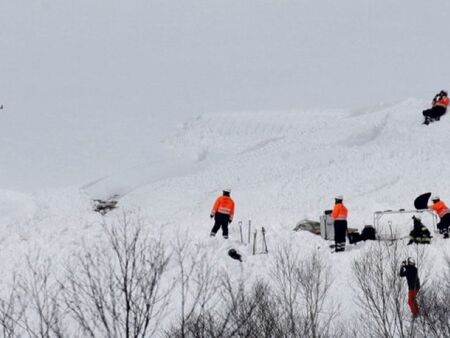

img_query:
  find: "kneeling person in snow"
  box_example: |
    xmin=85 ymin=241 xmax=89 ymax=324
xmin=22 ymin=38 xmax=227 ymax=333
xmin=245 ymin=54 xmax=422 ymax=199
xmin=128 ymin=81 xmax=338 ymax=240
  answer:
xmin=210 ymin=189 xmax=235 ymax=239
xmin=332 ymin=195 xmax=348 ymax=252
xmin=407 ymin=215 xmax=431 ymax=245
xmin=422 ymin=90 xmax=449 ymax=125
xmin=430 ymin=195 xmax=450 ymax=239
xmin=400 ymin=258 xmax=420 ymax=318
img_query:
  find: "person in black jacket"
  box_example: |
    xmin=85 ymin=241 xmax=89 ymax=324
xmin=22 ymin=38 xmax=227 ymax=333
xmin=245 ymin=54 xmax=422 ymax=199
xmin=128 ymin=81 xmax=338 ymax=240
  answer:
xmin=407 ymin=216 xmax=431 ymax=245
xmin=399 ymin=258 xmax=420 ymax=317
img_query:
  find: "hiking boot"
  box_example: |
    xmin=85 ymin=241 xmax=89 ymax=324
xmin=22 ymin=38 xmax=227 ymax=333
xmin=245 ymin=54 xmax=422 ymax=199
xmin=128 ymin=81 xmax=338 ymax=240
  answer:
xmin=444 ymin=233 xmax=449 ymax=239
xmin=210 ymin=232 xmax=216 ymax=237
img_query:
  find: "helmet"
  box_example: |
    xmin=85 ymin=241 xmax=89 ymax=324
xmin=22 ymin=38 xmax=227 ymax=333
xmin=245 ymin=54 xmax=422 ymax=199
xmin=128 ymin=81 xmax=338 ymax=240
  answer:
xmin=431 ymin=195 xmax=440 ymax=201
xmin=335 ymin=195 xmax=343 ymax=201
xmin=223 ymin=188 xmax=232 ymax=193
xmin=407 ymin=257 xmax=415 ymax=266
xmin=440 ymin=90 xmax=448 ymax=97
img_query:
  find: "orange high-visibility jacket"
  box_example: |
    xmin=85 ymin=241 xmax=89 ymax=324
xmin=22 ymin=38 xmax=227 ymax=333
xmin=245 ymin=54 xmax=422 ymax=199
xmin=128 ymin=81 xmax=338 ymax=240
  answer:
xmin=431 ymin=200 xmax=449 ymax=218
xmin=434 ymin=96 xmax=449 ymax=107
xmin=211 ymin=196 xmax=235 ymax=220
xmin=332 ymin=203 xmax=348 ymax=220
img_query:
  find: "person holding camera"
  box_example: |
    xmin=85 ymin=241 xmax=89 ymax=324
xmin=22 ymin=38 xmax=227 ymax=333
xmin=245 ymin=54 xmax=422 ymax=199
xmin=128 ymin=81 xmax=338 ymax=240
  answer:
xmin=400 ymin=258 xmax=420 ymax=318
xmin=407 ymin=215 xmax=431 ymax=245
xmin=210 ymin=188 xmax=235 ymax=239
xmin=423 ymin=90 xmax=449 ymax=125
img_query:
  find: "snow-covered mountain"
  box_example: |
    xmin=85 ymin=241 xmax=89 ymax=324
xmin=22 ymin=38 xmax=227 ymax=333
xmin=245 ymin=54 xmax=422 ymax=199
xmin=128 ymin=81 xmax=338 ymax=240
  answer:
xmin=1 ymin=99 xmax=449 ymax=331
xmin=1 ymin=1 xmax=450 ymax=335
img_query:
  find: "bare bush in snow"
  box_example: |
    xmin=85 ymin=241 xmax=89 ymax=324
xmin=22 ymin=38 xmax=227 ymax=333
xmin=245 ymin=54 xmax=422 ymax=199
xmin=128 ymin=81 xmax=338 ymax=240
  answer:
xmin=415 ymin=256 xmax=450 ymax=337
xmin=0 ymin=256 xmax=66 ymax=338
xmin=63 ymin=212 xmax=171 ymax=338
xmin=271 ymin=246 xmax=339 ymax=338
xmin=168 ymin=235 xmax=222 ymax=338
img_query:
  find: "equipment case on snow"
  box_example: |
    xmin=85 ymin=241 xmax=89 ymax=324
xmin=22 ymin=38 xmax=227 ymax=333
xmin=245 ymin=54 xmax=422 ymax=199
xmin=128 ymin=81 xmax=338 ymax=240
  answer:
xmin=320 ymin=211 xmax=334 ymax=240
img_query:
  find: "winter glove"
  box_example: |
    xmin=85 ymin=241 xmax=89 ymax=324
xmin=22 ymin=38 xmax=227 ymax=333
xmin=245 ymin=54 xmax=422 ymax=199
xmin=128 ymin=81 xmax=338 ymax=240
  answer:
xmin=228 ymin=219 xmax=232 ymax=224
xmin=210 ymin=214 xmax=214 ymax=219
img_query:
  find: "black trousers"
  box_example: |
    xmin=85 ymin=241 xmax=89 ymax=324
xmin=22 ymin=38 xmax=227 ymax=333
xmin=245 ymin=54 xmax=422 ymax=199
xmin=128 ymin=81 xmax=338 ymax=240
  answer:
xmin=437 ymin=213 xmax=450 ymax=235
xmin=334 ymin=220 xmax=348 ymax=252
xmin=211 ymin=213 xmax=230 ymax=238
xmin=423 ymin=106 xmax=446 ymax=120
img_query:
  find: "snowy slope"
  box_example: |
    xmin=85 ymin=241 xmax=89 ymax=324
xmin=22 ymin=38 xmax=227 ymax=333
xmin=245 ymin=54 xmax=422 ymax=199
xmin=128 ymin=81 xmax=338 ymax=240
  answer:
xmin=1 ymin=100 xmax=449 ymax=327
xmin=2 ymin=0 xmax=450 ymax=333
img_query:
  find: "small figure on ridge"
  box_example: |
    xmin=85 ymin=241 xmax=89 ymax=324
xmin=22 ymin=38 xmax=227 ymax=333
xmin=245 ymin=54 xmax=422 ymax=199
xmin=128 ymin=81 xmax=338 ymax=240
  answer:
xmin=422 ymin=90 xmax=449 ymax=125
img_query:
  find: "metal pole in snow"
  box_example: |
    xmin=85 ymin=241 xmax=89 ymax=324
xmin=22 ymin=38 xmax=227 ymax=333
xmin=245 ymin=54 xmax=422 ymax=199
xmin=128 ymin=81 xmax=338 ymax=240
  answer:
xmin=239 ymin=221 xmax=243 ymax=244
xmin=253 ymin=230 xmax=257 ymax=255
xmin=248 ymin=219 xmax=252 ymax=245
xmin=262 ymin=227 xmax=268 ymax=253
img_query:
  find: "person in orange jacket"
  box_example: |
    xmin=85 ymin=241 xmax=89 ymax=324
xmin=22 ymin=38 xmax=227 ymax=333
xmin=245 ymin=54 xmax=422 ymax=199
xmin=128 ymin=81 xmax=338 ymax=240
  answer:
xmin=332 ymin=195 xmax=348 ymax=252
xmin=430 ymin=195 xmax=450 ymax=239
xmin=423 ymin=90 xmax=449 ymax=125
xmin=210 ymin=188 xmax=235 ymax=239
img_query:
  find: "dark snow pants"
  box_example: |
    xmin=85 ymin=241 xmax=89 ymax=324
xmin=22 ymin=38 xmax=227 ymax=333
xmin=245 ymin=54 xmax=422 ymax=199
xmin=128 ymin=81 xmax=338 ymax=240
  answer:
xmin=437 ymin=213 xmax=450 ymax=237
xmin=334 ymin=220 xmax=348 ymax=252
xmin=423 ymin=106 xmax=446 ymax=121
xmin=211 ymin=213 xmax=230 ymax=238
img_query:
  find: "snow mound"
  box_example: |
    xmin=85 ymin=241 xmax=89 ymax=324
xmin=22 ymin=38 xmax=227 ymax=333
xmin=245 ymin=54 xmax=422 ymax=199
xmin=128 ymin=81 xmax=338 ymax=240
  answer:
xmin=0 ymin=190 xmax=37 ymax=229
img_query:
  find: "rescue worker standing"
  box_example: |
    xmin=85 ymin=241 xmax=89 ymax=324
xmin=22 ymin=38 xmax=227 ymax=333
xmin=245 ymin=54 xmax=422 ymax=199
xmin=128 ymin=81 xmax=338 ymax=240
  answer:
xmin=423 ymin=90 xmax=449 ymax=125
xmin=210 ymin=189 xmax=235 ymax=239
xmin=430 ymin=195 xmax=450 ymax=239
xmin=331 ymin=195 xmax=348 ymax=252
xmin=400 ymin=258 xmax=420 ymax=318
xmin=407 ymin=215 xmax=431 ymax=245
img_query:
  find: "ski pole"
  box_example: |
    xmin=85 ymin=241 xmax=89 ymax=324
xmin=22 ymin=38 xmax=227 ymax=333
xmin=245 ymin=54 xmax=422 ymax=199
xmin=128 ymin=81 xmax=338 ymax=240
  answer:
xmin=262 ymin=227 xmax=268 ymax=253
xmin=239 ymin=221 xmax=243 ymax=244
xmin=388 ymin=220 xmax=394 ymax=243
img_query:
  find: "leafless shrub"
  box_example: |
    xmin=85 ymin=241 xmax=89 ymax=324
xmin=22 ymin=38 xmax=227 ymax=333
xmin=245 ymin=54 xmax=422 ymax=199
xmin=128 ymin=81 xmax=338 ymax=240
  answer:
xmin=0 ymin=256 xmax=66 ymax=338
xmin=271 ymin=246 xmax=338 ymax=338
xmin=167 ymin=236 xmax=221 ymax=338
xmin=168 ymin=270 xmax=276 ymax=338
xmin=415 ymin=256 xmax=450 ymax=337
xmin=63 ymin=212 xmax=171 ymax=338
xmin=0 ymin=274 xmax=26 ymax=338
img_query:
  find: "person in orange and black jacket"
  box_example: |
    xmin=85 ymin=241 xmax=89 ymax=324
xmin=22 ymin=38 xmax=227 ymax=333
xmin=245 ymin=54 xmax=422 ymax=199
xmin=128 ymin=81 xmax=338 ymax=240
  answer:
xmin=332 ymin=195 xmax=348 ymax=252
xmin=423 ymin=90 xmax=449 ymax=125
xmin=400 ymin=257 xmax=420 ymax=318
xmin=210 ymin=188 xmax=235 ymax=239
xmin=430 ymin=195 xmax=450 ymax=239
